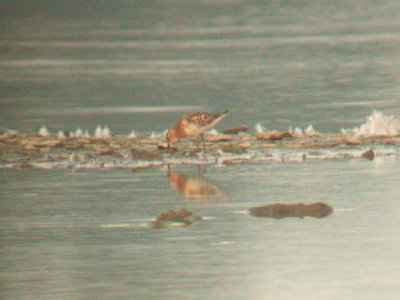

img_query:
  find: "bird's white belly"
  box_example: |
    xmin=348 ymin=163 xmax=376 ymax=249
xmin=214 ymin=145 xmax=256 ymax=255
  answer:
xmin=183 ymin=123 xmax=202 ymax=137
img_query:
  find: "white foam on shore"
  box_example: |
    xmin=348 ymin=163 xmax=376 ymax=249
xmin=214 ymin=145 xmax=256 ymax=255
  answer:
xmin=289 ymin=125 xmax=319 ymax=138
xmin=94 ymin=125 xmax=111 ymax=139
xmin=150 ymin=131 xmax=162 ymax=139
xmin=94 ymin=126 xmax=103 ymax=138
xmin=57 ymin=130 xmax=66 ymax=139
xmin=102 ymin=126 xmax=111 ymax=138
xmin=304 ymin=124 xmax=319 ymax=137
xmin=289 ymin=127 xmax=304 ymax=138
xmin=254 ymin=123 xmax=265 ymax=134
xmin=73 ymin=127 xmax=83 ymax=137
xmin=343 ymin=110 xmax=400 ymax=137
xmin=128 ymin=130 xmax=137 ymax=139
xmin=38 ymin=125 xmax=50 ymax=137
xmin=207 ymin=129 xmax=218 ymax=135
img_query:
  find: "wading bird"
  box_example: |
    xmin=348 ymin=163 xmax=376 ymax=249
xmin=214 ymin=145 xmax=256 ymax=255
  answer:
xmin=166 ymin=110 xmax=229 ymax=152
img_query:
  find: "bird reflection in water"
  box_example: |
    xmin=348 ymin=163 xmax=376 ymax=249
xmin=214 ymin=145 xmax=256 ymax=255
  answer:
xmin=167 ymin=166 xmax=228 ymax=201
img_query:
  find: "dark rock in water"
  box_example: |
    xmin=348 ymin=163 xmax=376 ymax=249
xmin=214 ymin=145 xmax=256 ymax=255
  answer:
xmin=151 ymin=209 xmax=202 ymax=229
xmin=361 ymin=148 xmax=374 ymax=160
xmin=249 ymin=202 xmax=333 ymax=219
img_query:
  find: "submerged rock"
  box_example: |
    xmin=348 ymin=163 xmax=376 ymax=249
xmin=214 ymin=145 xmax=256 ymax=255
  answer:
xmin=151 ymin=209 xmax=202 ymax=229
xmin=249 ymin=202 xmax=333 ymax=219
xmin=361 ymin=148 xmax=375 ymax=160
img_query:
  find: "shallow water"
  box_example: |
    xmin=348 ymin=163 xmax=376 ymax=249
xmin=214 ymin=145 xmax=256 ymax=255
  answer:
xmin=1 ymin=0 xmax=400 ymax=299
xmin=1 ymin=159 xmax=400 ymax=299
xmin=2 ymin=1 xmax=400 ymax=135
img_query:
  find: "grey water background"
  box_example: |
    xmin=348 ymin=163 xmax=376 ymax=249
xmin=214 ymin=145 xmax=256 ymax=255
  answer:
xmin=1 ymin=0 xmax=400 ymax=299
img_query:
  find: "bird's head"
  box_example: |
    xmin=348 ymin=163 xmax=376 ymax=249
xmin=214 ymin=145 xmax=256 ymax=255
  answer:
xmin=166 ymin=128 xmax=178 ymax=148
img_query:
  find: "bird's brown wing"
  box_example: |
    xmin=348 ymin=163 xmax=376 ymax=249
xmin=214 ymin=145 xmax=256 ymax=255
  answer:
xmin=185 ymin=112 xmax=215 ymax=126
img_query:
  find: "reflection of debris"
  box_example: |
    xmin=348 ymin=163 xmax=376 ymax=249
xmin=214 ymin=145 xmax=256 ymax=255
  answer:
xmin=249 ymin=202 xmax=333 ymax=219
xmin=361 ymin=148 xmax=375 ymax=160
xmin=150 ymin=209 xmax=202 ymax=229
xmin=167 ymin=169 xmax=228 ymax=201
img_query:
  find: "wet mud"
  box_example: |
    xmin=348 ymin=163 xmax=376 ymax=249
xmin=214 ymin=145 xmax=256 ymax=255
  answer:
xmin=1 ymin=128 xmax=399 ymax=170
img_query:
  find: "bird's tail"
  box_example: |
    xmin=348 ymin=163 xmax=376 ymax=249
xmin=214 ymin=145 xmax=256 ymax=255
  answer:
xmin=216 ymin=110 xmax=229 ymax=117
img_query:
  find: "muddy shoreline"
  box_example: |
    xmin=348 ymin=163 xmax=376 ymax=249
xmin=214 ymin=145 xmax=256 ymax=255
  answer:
xmin=1 ymin=129 xmax=399 ymax=170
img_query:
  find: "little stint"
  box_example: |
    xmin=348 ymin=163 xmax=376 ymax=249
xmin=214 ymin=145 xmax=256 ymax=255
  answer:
xmin=166 ymin=110 xmax=229 ymax=151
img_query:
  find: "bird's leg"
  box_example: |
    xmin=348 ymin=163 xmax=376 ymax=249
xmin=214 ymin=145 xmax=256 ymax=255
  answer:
xmin=200 ymin=134 xmax=206 ymax=153
xmin=196 ymin=136 xmax=200 ymax=152
xmin=196 ymin=164 xmax=201 ymax=175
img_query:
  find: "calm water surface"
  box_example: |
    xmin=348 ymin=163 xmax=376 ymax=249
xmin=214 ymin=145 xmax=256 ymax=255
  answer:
xmin=1 ymin=159 xmax=400 ymax=299
xmin=1 ymin=0 xmax=400 ymax=134
xmin=1 ymin=0 xmax=400 ymax=299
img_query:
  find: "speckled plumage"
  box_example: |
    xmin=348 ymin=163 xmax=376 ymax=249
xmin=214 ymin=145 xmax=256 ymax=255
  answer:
xmin=166 ymin=110 xmax=229 ymax=150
